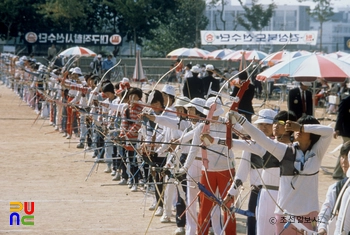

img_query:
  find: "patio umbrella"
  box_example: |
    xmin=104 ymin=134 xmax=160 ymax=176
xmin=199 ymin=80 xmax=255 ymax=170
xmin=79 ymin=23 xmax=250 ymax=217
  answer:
xmin=166 ymin=47 xmax=209 ymax=58
xmin=279 ymin=50 xmax=312 ymax=62
xmin=263 ymin=50 xmax=290 ymax=66
xmin=222 ymin=49 xmax=267 ymax=61
xmin=339 ymin=54 xmax=350 ymax=64
xmin=133 ymin=50 xmax=147 ymax=82
xmin=59 ymin=46 xmax=97 ymax=57
xmin=326 ymin=51 xmax=349 ymax=59
xmin=256 ymin=53 xmax=350 ymax=83
xmin=204 ymin=49 xmax=235 ymax=60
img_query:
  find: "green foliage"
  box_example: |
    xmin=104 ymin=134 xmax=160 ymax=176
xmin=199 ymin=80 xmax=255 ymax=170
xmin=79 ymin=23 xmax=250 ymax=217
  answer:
xmin=298 ymin=0 xmax=334 ymax=23
xmin=143 ymin=0 xmax=208 ymax=57
xmin=37 ymin=0 xmax=93 ymax=31
xmin=237 ymin=0 xmax=276 ymax=31
xmin=0 ymin=0 xmax=46 ymax=40
xmin=103 ymin=0 xmax=178 ymax=45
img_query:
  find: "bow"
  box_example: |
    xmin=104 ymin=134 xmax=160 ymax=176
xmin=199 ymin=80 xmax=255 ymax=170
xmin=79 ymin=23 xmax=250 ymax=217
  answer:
xmin=200 ymin=101 xmax=216 ymax=169
xmin=226 ymin=78 xmax=251 ymax=149
xmin=87 ymin=59 xmax=122 ymax=107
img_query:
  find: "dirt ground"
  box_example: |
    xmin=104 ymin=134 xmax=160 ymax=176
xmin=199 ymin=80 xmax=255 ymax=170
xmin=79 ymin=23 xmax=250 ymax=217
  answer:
xmin=0 ymin=83 xmax=343 ymax=235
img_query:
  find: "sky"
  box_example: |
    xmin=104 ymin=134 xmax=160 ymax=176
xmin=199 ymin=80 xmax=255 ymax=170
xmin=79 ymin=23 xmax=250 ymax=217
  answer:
xmin=229 ymin=0 xmax=350 ymax=10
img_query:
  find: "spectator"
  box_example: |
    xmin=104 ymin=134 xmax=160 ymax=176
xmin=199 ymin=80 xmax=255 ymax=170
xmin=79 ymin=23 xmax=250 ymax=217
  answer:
xmin=287 ymin=82 xmax=313 ymax=120
xmin=91 ymin=54 xmax=103 ymax=76
xmin=182 ymin=66 xmax=204 ymax=99
xmin=230 ymin=70 xmax=255 ymax=122
xmin=102 ymin=55 xmax=114 ymax=80
xmin=47 ymin=44 xmax=57 ymax=60
xmin=202 ymin=64 xmax=220 ymax=98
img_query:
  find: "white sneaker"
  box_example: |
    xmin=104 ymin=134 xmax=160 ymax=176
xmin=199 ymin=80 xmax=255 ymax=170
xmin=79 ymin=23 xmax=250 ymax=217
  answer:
xmin=66 ymin=134 xmax=71 ymax=139
xmin=118 ymin=179 xmax=127 ymax=185
xmin=149 ymin=204 xmax=156 ymax=211
xmin=62 ymin=133 xmax=67 ymax=137
xmin=111 ymin=170 xmax=116 ymax=176
xmin=174 ymin=227 xmax=185 ymax=235
xmin=155 ymin=207 xmax=163 ymax=216
xmin=104 ymin=166 xmax=112 ymax=173
xmin=160 ymin=215 xmax=171 ymax=223
xmin=130 ymin=185 xmax=137 ymax=192
xmin=112 ymin=172 xmax=121 ymax=181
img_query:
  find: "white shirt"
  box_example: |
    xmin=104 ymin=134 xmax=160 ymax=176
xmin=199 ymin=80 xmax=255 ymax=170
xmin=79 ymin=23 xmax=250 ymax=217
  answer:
xmin=184 ymin=117 xmax=235 ymax=172
xmin=241 ymin=121 xmax=333 ymax=215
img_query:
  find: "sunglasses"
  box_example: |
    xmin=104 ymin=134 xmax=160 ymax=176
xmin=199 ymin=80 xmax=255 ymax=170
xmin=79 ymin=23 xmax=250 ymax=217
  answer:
xmin=273 ymin=120 xmax=286 ymax=125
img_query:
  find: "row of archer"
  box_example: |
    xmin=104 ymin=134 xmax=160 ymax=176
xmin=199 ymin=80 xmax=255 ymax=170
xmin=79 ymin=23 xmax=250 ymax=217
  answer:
xmin=1 ymin=55 xmax=350 ymax=235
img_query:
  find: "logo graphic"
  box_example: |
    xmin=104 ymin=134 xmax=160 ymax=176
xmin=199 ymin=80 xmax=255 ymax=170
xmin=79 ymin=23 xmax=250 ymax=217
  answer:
xmin=304 ymin=34 xmax=315 ymax=42
xmin=204 ymin=32 xmax=215 ymax=43
xmin=25 ymin=32 xmax=38 ymax=43
xmin=110 ymin=34 xmax=122 ymax=45
xmin=9 ymin=202 xmax=35 ymax=226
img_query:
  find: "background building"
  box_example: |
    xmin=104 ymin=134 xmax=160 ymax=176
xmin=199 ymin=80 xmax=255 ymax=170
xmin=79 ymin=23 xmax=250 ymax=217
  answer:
xmin=205 ymin=2 xmax=350 ymax=53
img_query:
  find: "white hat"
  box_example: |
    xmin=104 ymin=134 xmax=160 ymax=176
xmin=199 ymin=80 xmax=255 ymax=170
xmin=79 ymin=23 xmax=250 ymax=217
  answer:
xmin=190 ymin=66 xmax=201 ymax=74
xmin=184 ymin=98 xmax=206 ymax=114
xmin=206 ymin=64 xmax=214 ymax=71
xmin=20 ymin=56 xmax=28 ymax=61
xmin=97 ymin=54 xmax=102 ymax=58
xmin=300 ymin=82 xmax=312 ymax=87
xmin=175 ymin=96 xmax=190 ymax=107
xmin=69 ymin=68 xmax=74 ymax=73
xmin=162 ymin=84 xmax=176 ymax=96
xmin=253 ymin=109 xmax=277 ymax=124
xmin=122 ymin=77 xmax=130 ymax=84
xmin=202 ymin=97 xmax=224 ymax=117
xmin=72 ymin=67 xmax=82 ymax=75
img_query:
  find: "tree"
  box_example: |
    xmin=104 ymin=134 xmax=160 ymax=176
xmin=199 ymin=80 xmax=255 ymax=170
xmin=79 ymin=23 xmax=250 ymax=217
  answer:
xmin=0 ymin=0 xmax=46 ymax=42
xmin=37 ymin=0 xmax=93 ymax=32
xmin=298 ymin=0 xmax=334 ymax=51
xmin=236 ymin=0 xmax=276 ymax=31
xmin=143 ymin=0 xmax=208 ymax=57
xmin=207 ymin=0 xmax=230 ymax=31
xmin=103 ymin=0 xmax=177 ymax=56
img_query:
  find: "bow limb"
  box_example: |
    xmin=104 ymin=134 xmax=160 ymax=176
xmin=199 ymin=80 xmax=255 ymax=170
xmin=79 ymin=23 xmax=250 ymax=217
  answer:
xmin=87 ymin=59 xmax=122 ymax=107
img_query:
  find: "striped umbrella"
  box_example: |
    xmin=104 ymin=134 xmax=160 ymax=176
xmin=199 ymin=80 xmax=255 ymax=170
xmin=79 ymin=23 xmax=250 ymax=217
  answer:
xmin=279 ymin=50 xmax=312 ymax=62
xmin=58 ymin=46 xmax=96 ymax=57
xmin=326 ymin=51 xmax=349 ymax=59
xmin=222 ymin=50 xmax=267 ymax=61
xmin=166 ymin=47 xmax=209 ymax=58
xmin=204 ymin=49 xmax=235 ymax=60
xmin=263 ymin=50 xmax=290 ymax=66
xmin=257 ymin=53 xmax=350 ymax=83
xmin=339 ymin=54 xmax=350 ymax=64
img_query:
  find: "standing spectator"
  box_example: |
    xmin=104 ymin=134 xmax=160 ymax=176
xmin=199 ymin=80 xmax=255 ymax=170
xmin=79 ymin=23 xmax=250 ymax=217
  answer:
xmin=287 ymin=82 xmax=313 ymax=119
xmin=47 ymin=44 xmax=57 ymax=60
xmin=182 ymin=64 xmax=193 ymax=80
xmin=92 ymin=54 xmax=103 ymax=76
xmin=174 ymin=58 xmax=184 ymax=83
xmin=202 ymin=64 xmax=220 ymax=98
xmin=230 ymin=70 xmax=255 ymax=122
xmin=182 ymin=66 xmax=204 ymax=99
xmin=333 ymin=95 xmax=350 ymax=179
xmin=167 ymin=64 xmax=177 ymax=83
xmin=102 ymin=55 xmax=114 ymax=80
